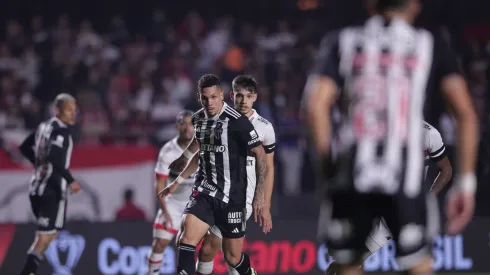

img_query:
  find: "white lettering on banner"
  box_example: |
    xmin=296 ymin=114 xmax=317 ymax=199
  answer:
xmin=98 ymin=238 xmax=176 ymax=275
xmin=317 ymin=235 xmax=473 ymax=272
xmin=0 ymin=163 xmax=155 ymax=222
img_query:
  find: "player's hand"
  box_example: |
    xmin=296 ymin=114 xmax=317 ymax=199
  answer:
xmin=259 ymin=207 xmax=273 ymax=234
xmin=168 ymin=157 xmax=187 ymax=173
xmin=69 ymin=182 xmax=81 ymax=194
xmin=446 ymin=189 xmax=475 ymax=235
xmin=158 ymin=182 xmax=179 ymax=198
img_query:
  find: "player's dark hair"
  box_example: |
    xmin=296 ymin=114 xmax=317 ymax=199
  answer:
xmin=124 ymin=188 xmax=133 ymax=201
xmin=374 ymin=0 xmax=410 ymax=12
xmin=232 ymin=75 xmax=258 ymax=94
xmin=197 ymin=74 xmax=221 ymax=93
xmin=176 ymin=110 xmax=194 ymax=123
xmin=54 ymin=93 xmax=75 ymax=109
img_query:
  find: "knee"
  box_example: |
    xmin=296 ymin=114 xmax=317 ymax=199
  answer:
xmin=199 ymin=239 xmax=218 ymax=261
xmin=224 ymin=250 xmax=242 ymax=266
xmin=153 ymin=238 xmax=170 ymax=253
xmin=34 ymin=233 xmax=58 ymax=252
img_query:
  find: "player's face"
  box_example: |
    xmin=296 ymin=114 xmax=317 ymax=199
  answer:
xmin=57 ymin=100 xmax=77 ymax=125
xmin=177 ymin=116 xmax=194 ymax=140
xmin=231 ymin=88 xmax=257 ymax=115
xmin=199 ymin=86 xmax=224 ymax=116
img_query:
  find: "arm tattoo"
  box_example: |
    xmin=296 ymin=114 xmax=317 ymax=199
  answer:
xmin=254 ymin=148 xmax=268 ymax=206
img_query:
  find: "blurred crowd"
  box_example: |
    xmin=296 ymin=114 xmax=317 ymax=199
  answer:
xmin=0 ymin=11 xmax=319 ymax=148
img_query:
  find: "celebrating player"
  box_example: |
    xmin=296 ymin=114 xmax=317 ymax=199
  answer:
xmin=160 ymin=74 xmax=268 ymax=275
xmin=195 ymin=75 xmax=276 ymax=275
xmin=146 ymin=110 xmax=196 ymax=275
xmin=324 ymin=121 xmax=453 ymax=275
xmin=18 ymin=94 xmax=81 ymax=275
xmin=304 ymin=0 xmax=478 ymax=274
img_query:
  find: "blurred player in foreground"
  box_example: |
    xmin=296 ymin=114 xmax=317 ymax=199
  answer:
xmin=304 ymin=0 xmax=479 ymax=274
xmin=324 ymin=121 xmax=452 ymax=275
xmin=195 ymin=75 xmax=276 ymax=275
xmin=18 ymin=94 xmax=81 ymax=275
xmin=146 ymin=110 xmax=195 ymax=275
xmin=159 ymin=74 xmax=268 ymax=275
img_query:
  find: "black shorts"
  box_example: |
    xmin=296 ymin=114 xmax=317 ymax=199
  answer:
xmin=30 ymin=191 xmax=67 ymax=234
xmin=184 ymin=191 xmax=246 ymax=239
xmin=321 ymin=190 xmax=439 ymax=270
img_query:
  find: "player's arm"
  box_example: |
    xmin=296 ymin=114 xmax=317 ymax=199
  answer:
xmin=427 ymin=129 xmax=452 ymax=194
xmin=158 ymin=152 xmax=199 ymax=197
xmin=303 ymin=32 xmax=342 ymax=174
xmin=251 ymin=145 xmax=267 ymax=211
xmin=431 ymin=157 xmax=452 ymax=194
xmin=18 ymin=132 xmax=36 ymax=165
xmin=436 ymin=39 xmax=479 ymax=192
xmin=169 ymin=136 xmax=199 ymax=172
xmin=262 ymin=125 xmax=276 ymax=209
xmin=48 ymin=128 xmax=76 ymax=184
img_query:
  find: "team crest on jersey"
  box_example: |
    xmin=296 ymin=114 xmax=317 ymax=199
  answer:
xmin=214 ymin=122 xmax=223 ymax=139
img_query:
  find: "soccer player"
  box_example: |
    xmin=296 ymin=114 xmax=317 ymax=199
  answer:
xmin=324 ymin=121 xmax=452 ymax=275
xmin=18 ymin=93 xmax=81 ymax=275
xmin=303 ymin=0 xmax=478 ymax=275
xmin=146 ymin=110 xmax=196 ymax=275
xmin=159 ymin=74 xmax=268 ymax=275
xmin=195 ymin=75 xmax=276 ymax=275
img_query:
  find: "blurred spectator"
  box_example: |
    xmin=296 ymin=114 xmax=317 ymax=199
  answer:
xmin=115 ymin=188 xmax=146 ymax=221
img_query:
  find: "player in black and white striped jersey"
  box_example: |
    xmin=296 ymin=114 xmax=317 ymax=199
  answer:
xmin=304 ymin=0 xmax=478 ymax=274
xmin=18 ymin=94 xmax=81 ymax=275
xmin=195 ymin=75 xmax=276 ymax=275
xmin=159 ymin=74 xmax=268 ymax=275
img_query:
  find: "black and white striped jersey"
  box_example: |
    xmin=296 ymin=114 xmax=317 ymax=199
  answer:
xmin=310 ymin=16 xmax=460 ymax=196
xmin=423 ymin=121 xmax=446 ymax=175
xmin=192 ymin=103 xmax=262 ymax=204
xmin=19 ymin=117 xmax=74 ymax=197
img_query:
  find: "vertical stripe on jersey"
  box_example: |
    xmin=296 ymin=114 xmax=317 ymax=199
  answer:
xmin=215 ymin=115 xmax=229 ymax=202
xmin=404 ymin=31 xmax=433 ymax=198
xmin=195 ymin=117 xmax=206 ymax=192
xmin=202 ymin=120 xmax=215 ymax=194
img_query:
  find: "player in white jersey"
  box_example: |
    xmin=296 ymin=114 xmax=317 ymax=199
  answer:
xmin=324 ymin=121 xmax=453 ymax=275
xmin=146 ymin=110 xmax=196 ymax=275
xmin=194 ymin=75 xmax=276 ymax=275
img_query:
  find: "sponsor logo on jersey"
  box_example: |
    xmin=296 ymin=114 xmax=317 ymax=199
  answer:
xmin=200 ymin=144 xmax=226 ymax=153
xmin=201 ymin=181 xmax=217 ymax=192
xmin=250 ymin=130 xmax=258 ymax=139
xmin=228 ymin=212 xmax=243 ymax=224
xmin=248 ymin=138 xmax=259 ymax=145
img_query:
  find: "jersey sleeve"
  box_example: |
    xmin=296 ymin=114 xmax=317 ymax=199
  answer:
xmin=154 ymin=146 xmax=171 ymax=180
xmin=433 ymin=34 xmax=462 ymax=82
xmin=48 ymin=128 xmax=75 ymax=183
xmin=427 ymin=128 xmax=446 ymax=162
xmin=19 ymin=132 xmax=36 ymax=165
xmin=234 ymin=116 xmax=262 ymax=150
xmin=263 ymin=124 xmax=276 ymax=154
xmin=310 ymin=30 xmax=343 ymax=86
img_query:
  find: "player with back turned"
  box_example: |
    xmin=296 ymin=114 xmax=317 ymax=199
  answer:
xmin=18 ymin=93 xmax=81 ymax=275
xmin=303 ymin=0 xmax=479 ymax=275
xmin=159 ymin=74 xmax=268 ymax=275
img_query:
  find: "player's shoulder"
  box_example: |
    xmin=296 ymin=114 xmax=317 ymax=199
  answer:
xmin=223 ymin=105 xmax=245 ymax=121
xmin=192 ymin=108 xmax=206 ymax=121
xmin=254 ymin=113 xmax=275 ymax=131
xmin=423 ymin=121 xmax=442 ymax=136
xmin=159 ymin=138 xmax=179 ymax=155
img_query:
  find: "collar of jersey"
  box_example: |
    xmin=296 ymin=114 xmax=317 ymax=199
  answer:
xmin=366 ymin=15 xmax=415 ymax=41
xmin=204 ymin=102 xmax=228 ymax=120
xmin=249 ymin=109 xmax=257 ymax=121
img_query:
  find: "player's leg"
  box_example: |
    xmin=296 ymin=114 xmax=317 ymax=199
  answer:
xmin=196 ymin=229 xmax=222 ymax=275
xmin=218 ymin=204 xmax=255 ymax=275
xmin=324 ymin=192 xmax=375 ymax=275
xmin=147 ymin=206 xmax=181 ymax=275
xmin=361 ymin=217 xmax=392 ymax=266
xmin=21 ymin=194 xmax=64 ymax=275
xmin=177 ymin=194 xmax=214 ymax=275
xmin=382 ymin=193 xmax=439 ymax=275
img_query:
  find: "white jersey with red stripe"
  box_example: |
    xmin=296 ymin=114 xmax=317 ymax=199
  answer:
xmin=366 ymin=122 xmax=446 ymax=252
xmin=153 ymin=137 xmax=195 ymax=240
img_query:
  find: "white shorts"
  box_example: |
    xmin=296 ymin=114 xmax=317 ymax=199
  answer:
xmin=153 ymin=199 xmax=187 ymax=240
xmin=209 ymin=204 xmax=253 ymax=239
xmin=365 ymin=218 xmax=392 ymax=253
